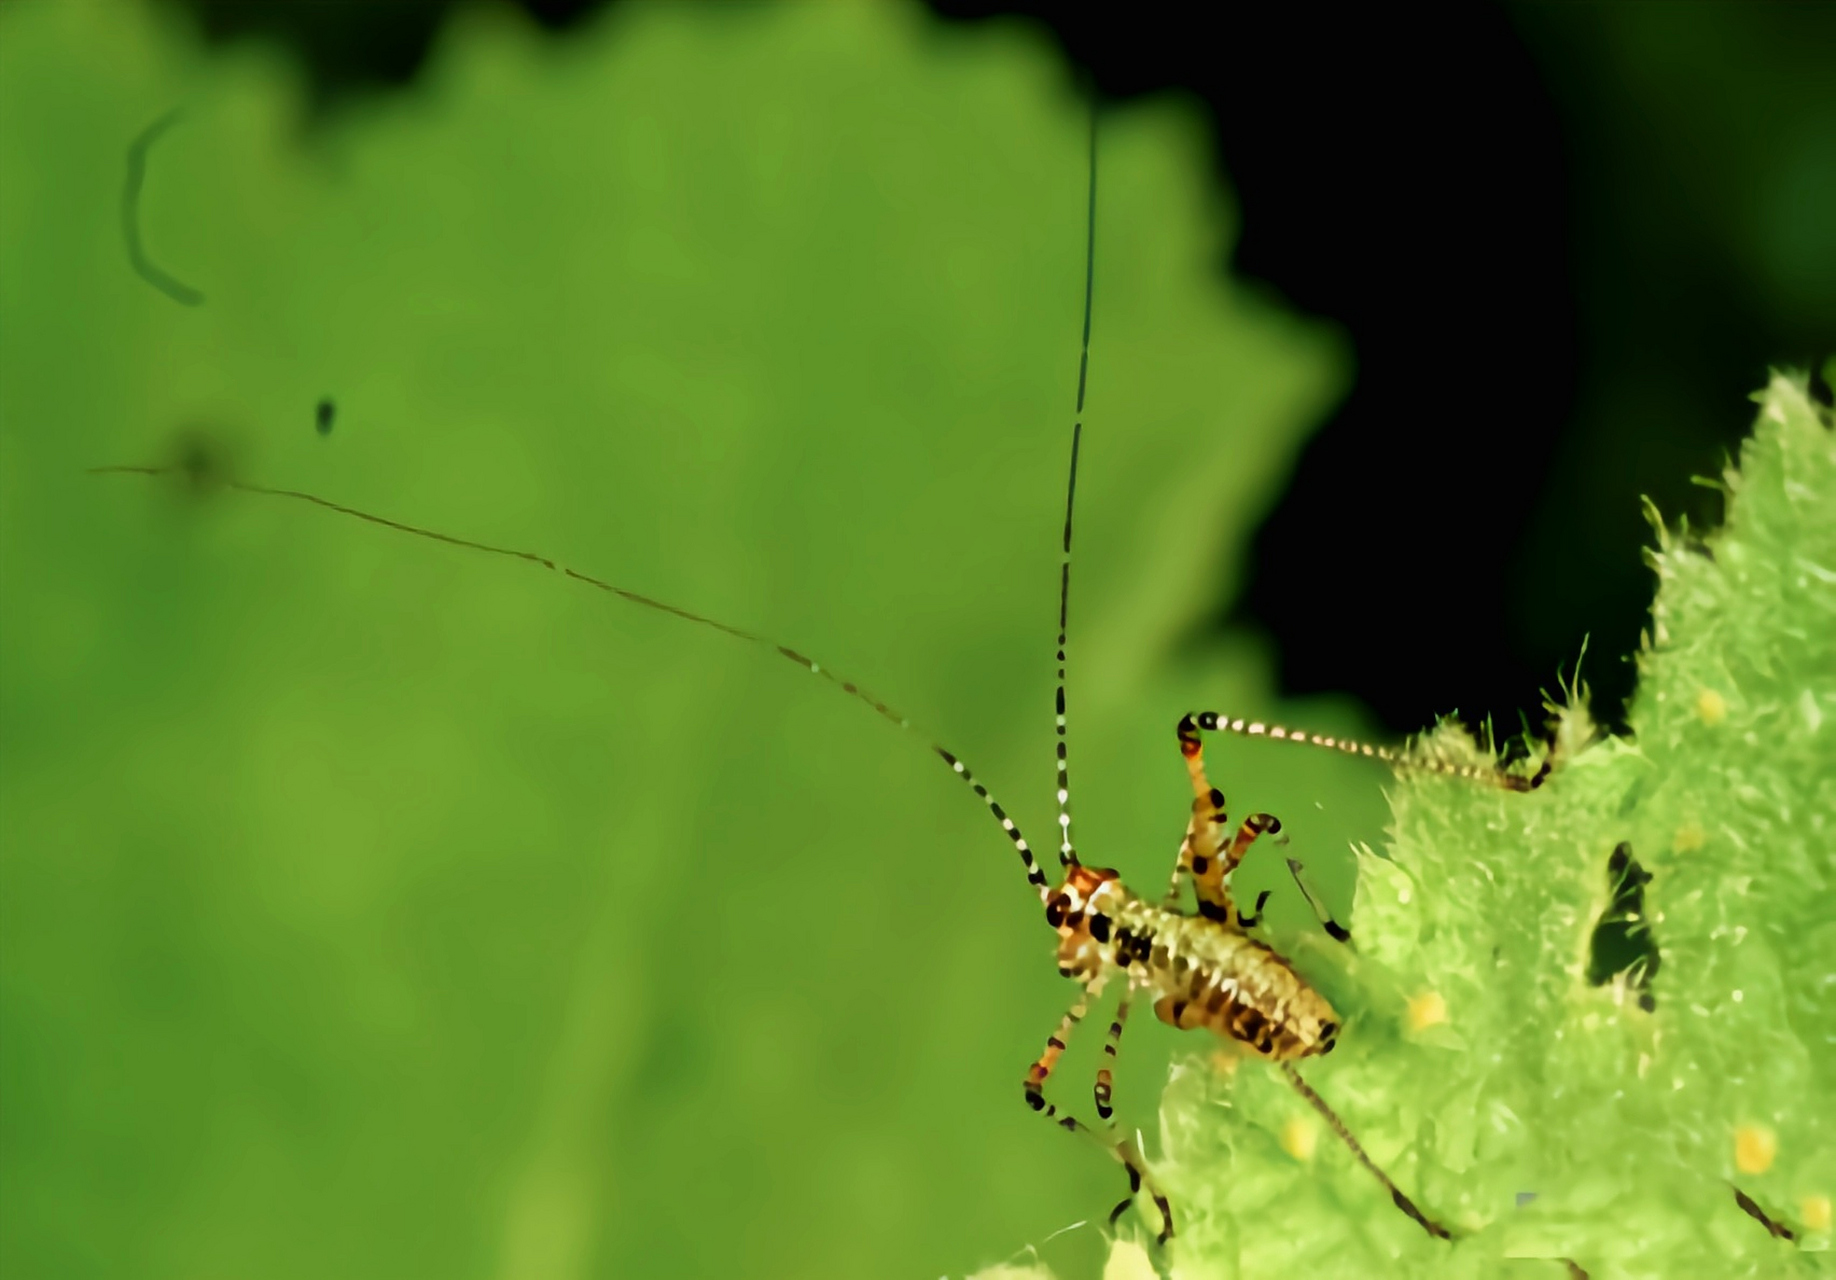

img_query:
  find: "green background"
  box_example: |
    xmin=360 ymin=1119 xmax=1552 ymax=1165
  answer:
xmin=0 ymin=3 xmax=1407 ymax=1276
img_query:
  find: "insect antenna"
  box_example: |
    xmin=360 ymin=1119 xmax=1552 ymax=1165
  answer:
xmin=1052 ymin=103 xmax=1098 ymax=872
xmin=90 ymin=463 xmax=1057 ymax=901
xmin=1278 ymin=1062 xmax=1453 ymax=1240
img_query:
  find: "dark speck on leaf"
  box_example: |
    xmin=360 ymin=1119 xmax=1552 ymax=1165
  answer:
xmin=316 ymin=398 xmax=335 ymax=435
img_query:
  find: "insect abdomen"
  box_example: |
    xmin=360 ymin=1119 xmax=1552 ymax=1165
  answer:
xmin=1123 ymin=908 xmax=1339 ymax=1060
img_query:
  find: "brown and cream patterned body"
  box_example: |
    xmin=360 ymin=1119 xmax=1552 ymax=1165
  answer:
xmin=1047 ymin=866 xmax=1340 ymax=1061
xmin=1009 ymin=710 xmax=1464 ymax=1246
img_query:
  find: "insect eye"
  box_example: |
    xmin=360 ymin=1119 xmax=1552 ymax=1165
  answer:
xmin=1045 ymin=895 xmax=1069 ymax=929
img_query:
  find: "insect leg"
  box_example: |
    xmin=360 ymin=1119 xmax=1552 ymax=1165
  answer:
xmin=1091 ymin=998 xmax=1169 ymax=1238
xmin=1176 ymin=713 xmax=1354 ymax=936
xmin=1024 ymin=980 xmax=1173 ymax=1244
xmin=1731 ymin=1184 xmax=1797 ymax=1241
xmin=1231 ymin=888 xmax=1275 ymax=930
xmin=1282 ymin=856 xmax=1351 ymax=943
xmin=1170 ymin=714 xmax=1281 ymax=926
xmin=1162 ymin=810 xmax=1226 ymax=914
xmin=1161 ymin=809 xmax=1283 ymax=934
xmin=1279 ymin=1062 xmax=1453 ymax=1241
xmin=1092 ymin=997 xmax=1130 ymax=1123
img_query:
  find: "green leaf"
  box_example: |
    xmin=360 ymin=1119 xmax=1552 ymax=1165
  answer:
xmin=1153 ymin=374 xmax=1835 ymax=1276
xmin=0 ymin=4 xmax=1354 ymax=1278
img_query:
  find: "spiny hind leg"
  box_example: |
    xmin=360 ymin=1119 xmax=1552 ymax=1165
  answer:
xmin=1279 ymin=1062 xmax=1453 ymax=1241
xmin=1091 ymin=999 xmax=1169 ymax=1236
xmin=1025 ymin=984 xmax=1173 ymax=1244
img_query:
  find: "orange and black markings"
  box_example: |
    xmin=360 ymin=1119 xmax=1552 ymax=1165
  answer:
xmin=1011 ymin=711 xmax=1476 ymax=1243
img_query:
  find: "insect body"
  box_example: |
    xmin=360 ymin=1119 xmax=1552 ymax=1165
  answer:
xmin=1025 ymin=704 xmax=1551 ymax=1244
xmin=1063 ymin=868 xmax=1339 ymax=1058
xmin=1000 ymin=704 xmax=1459 ymax=1245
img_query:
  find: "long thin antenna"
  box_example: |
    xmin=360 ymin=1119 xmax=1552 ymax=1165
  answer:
xmin=1053 ymin=97 xmax=1098 ymax=870
xmin=91 ymin=463 xmax=1058 ymax=902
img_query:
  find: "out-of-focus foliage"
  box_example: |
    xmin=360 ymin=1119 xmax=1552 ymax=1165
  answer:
xmin=0 ymin=3 xmax=1373 ymax=1278
xmin=1145 ymin=377 xmax=1833 ymax=1278
xmin=1508 ymin=1 xmax=1836 ymax=721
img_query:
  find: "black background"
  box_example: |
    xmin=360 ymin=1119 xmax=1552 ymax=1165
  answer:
xmin=167 ymin=0 xmax=1836 ymax=737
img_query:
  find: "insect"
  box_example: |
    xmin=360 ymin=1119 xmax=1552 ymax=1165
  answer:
xmin=98 ymin=105 xmax=1551 ymax=1251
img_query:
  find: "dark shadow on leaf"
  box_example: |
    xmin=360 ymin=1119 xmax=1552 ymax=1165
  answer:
xmin=1585 ymin=841 xmax=1659 ymax=1011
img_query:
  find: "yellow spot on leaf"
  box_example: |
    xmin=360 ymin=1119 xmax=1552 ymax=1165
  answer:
xmin=1735 ymin=1124 xmax=1777 ymax=1174
xmin=1280 ymin=1116 xmax=1318 ymax=1162
xmin=1673 ymin=822 xmax=1706 ymax=854
xmin=1408 ymin=990 xmax=1448 ymax=1031
xmin=1697 ymin=688 xmax=1727 ymax=726
xmin=1208 ymin=1047 xmax=1245 ymax=1076
xmin=1103 ymin=1239 xmax=1157 ymax=1280
xmin=1802 ymin=1194 xmax=1831 ymax=1233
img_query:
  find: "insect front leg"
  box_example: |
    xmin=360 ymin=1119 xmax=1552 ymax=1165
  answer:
xmin=1023 ymin=976 xmax=1173 ymax=1244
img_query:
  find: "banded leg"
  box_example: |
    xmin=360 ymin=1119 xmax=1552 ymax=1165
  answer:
xmin=1233 ymin=886 xmax=1275 ymax=930
xmin=1171 ymin=715 xmax=1284 ymax=926
xmin=1178 ymin=709 xmax=1551 ymax=791
xmin=1221 ymin=812 xmax=1284 ymax=881
xmin=1024 ymin=982 xmax=1174 ymax=1244
xmin=1092 ymin=999 xmax=1157 ymax=1233
xmin=1162 ymin=809 xmax=1225 ymax=912
xmin=1163 ymin=814 xmax=1282 ymax=929
xmin=1166 ymin=717 xmax=1230 ymax=921
xmin=1093 ymin=998 xmax=1130 ymax=1124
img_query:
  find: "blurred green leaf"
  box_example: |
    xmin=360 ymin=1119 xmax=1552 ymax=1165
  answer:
xmin=0 ymin=3 xmax=1355 ymax=1277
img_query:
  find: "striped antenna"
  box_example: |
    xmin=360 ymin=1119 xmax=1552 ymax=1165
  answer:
xmin=1053 ymin=100 xmax=1098 ymax=869
xmin=1179 ymin=711 xmax=1551 ymax=792
xmin=90 ymin=464 xmax=1059 ymax=902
